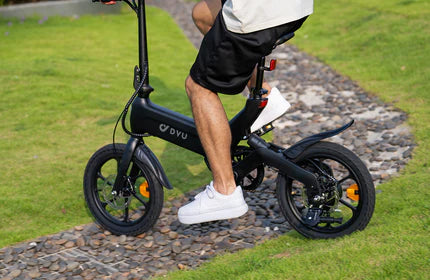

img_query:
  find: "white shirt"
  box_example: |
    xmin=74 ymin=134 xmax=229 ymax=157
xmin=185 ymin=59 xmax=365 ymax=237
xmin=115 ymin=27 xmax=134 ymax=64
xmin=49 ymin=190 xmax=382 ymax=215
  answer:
xmin=222 ymin=0 xmax=314 ymax=34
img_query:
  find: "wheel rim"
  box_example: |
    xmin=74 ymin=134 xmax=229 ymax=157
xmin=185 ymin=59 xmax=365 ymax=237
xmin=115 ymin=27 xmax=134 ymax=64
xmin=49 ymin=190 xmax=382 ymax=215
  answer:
xmin=286 ymin=155 xmax=364 ymax=233
xmin=92 ymin=154 xmax=153 ymax=227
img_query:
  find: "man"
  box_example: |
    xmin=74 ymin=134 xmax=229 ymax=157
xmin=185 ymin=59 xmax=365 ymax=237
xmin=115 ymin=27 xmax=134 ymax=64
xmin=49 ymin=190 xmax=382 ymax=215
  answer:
xmin=178 ymin=0 xmax=313 ymax=224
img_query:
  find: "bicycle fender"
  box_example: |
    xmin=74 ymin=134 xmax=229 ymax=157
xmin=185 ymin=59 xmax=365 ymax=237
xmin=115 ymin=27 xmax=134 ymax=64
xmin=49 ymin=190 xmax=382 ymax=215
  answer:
xmin=135 ymin=145 xmax=174 ymax=189
xmin=284 ymin=120 xmax=354 ymax=159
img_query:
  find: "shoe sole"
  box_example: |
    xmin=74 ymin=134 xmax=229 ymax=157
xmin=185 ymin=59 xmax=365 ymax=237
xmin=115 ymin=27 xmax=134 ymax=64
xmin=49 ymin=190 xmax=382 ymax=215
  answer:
xmin=178 ymin=203 xmax=249 ymax=225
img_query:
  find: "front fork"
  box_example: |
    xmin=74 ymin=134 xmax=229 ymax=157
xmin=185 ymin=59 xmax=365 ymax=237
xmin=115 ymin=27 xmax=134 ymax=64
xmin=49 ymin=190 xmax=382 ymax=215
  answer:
xmin=112 ymin=137 xmax=140 ymax=195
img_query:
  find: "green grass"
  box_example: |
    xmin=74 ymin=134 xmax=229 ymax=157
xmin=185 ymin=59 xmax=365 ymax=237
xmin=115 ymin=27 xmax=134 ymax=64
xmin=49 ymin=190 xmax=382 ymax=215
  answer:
xmin=1 ymin=0 xmax=429 ymax=278
xmin=157 ymin=0 xmax=430 ymax=279
xmin=0 ymin=7 xmax=245 ymax=247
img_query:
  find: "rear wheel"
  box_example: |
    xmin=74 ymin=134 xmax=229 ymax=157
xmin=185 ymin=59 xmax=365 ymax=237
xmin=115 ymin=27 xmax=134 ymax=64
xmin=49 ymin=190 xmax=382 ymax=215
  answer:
xmin=277 ymin=141 xmax=375 ymax=239
xmin=83 ymin=144 xmax=163 ymax=236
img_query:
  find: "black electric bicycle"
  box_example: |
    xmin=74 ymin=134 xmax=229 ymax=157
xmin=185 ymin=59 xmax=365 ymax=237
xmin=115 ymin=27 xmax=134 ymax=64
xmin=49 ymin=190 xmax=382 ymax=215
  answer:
xmin=84 ymin=0 xmax=375 ymax=239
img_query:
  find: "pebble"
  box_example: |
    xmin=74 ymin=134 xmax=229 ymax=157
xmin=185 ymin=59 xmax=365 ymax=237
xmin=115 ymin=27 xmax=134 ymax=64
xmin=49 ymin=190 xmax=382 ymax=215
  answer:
xmin=66 ymin=262 xmax=80 ymax=271
xmin=167 ymin=231 xmax=178 ymax=239
xmin=28 ymin=269 xmax=41 ymax=278
xmin=0 ymin=1 xmax=414 ymax=280
xmin=76 ymin=237 xmax=86 ymax=247
xmin=64 ymin=241 xmax=75 ymax=248
xmin=8 ymin=269 xmax=21 ymax=278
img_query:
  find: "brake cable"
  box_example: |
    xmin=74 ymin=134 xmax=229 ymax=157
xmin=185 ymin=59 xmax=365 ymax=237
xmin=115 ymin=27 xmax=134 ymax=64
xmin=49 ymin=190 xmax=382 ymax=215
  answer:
xmin=112 ymin=66 xmax=149 ymax=149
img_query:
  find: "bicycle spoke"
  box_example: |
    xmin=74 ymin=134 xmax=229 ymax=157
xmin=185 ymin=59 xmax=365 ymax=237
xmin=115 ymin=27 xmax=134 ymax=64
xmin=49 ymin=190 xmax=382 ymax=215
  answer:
xmin=322 ymin=222 xmax=332 ymax=229
xmin=308 ymin=159 xmax=332 ymax=178
xmin=124 ymin=206 xmax=129 ymax=222
xmin=132 ymin=193 xmax=148 ymax=208
xmin=246 ymin=174 xmax=255 ymax=181
xmin=97 ymin=172 xmax=106 ymax=180
xmin=338 ymin=174 xmax=352 ymax=185
xmin=340 ymin=198 xmax=357 ymax=212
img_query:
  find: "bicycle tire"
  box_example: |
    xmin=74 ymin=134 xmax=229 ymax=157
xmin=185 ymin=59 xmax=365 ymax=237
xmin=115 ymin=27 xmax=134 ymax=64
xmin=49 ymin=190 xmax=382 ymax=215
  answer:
xmin=277 ymin=141 xmax=375 ymax=239
xmin=83 ymin=144 xmax=164 ymax=236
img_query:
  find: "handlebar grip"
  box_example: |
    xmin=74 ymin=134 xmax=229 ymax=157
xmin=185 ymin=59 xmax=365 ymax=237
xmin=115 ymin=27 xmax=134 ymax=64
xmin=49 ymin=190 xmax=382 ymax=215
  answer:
xmin=92 ymin=0 xmax=121 ymax=3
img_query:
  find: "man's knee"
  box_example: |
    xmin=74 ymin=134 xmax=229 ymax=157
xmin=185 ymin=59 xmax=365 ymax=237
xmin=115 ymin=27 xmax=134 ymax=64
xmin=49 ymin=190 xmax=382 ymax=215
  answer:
xmin=185 ymin=75 xmax=215 ymax=100
xmin=192 ymin=2 xmax=209 ymax=34
xmin=185 ymin=76 xmax=197 ymax=99
xmin=192 ymin=0 xmax=220 ymax=34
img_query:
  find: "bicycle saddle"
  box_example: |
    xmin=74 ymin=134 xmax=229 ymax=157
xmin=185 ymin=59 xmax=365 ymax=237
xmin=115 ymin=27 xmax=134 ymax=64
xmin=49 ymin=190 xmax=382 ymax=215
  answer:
xmin=273 ymin=32 xmax=295 ymax=49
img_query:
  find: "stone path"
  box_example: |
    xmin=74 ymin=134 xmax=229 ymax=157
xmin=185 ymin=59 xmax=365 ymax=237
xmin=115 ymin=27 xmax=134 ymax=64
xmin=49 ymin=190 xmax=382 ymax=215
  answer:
xmin=0 ymin=1 xmax=415 ymax=279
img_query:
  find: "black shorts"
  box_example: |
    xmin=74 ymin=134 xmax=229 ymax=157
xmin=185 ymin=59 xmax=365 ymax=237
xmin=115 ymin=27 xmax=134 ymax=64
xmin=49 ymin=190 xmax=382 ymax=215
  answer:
xmin=190 ymin=13 xmax=307 ymax=95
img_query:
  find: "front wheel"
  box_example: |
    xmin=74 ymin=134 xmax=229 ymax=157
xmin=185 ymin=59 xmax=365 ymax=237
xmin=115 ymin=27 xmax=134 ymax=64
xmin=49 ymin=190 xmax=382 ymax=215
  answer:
xmin=83 ymin=144 xmax=164 ymax=236
xmin=277 ymin=141 xmax=375 ymax=239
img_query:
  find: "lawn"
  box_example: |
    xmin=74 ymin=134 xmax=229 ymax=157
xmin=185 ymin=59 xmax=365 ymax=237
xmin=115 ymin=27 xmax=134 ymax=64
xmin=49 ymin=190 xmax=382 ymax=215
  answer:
xmin=159 ymin=0 xmax=430 ymax=279
xmin=1 ymin=0 xmax=429 ymax=278
xmin=0 ymin=6 xmax=244 ymax=247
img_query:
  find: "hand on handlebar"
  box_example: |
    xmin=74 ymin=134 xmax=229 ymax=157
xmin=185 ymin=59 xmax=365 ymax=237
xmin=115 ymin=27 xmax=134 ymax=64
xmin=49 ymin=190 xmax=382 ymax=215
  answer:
xmin=93 ymin=0 xmax=117 ymax=5
xmin=102 ymin=0 xmax=117 ymax=5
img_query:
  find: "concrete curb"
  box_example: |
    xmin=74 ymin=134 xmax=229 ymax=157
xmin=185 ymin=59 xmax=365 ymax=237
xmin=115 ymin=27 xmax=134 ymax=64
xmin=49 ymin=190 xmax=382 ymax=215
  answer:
xmin=0 ymin=0 xmax=121 ymax=19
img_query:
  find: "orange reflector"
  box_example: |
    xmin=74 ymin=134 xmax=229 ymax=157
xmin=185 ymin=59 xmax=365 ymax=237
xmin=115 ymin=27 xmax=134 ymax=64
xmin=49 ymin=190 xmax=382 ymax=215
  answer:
xmin=139 ymin=181 xmax=150 ymax=198
xmin=346 ymin=184 xmax=359 ymax=201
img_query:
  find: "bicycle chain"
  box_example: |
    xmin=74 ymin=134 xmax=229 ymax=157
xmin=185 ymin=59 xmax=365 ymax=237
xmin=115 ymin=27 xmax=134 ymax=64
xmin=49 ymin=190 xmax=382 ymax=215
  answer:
xmin=244 ymin=188 xmax=276 ymax=195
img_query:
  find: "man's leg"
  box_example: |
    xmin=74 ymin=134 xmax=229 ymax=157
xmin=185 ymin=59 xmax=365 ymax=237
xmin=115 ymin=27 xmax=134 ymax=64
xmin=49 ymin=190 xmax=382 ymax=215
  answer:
xmin=185 ymin=76 xmax=236 ymax=195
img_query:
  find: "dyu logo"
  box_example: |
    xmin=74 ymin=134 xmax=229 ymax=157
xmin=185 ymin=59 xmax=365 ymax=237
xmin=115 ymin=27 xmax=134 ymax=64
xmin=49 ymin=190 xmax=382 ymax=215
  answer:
xmin=159 ymin=124 xmax=188 ymax=140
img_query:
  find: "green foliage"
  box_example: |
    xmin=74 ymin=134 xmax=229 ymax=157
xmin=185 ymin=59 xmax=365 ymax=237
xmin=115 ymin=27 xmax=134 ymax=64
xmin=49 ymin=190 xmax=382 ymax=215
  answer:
xmin=0 ymin=8 xmax=244 ymax=247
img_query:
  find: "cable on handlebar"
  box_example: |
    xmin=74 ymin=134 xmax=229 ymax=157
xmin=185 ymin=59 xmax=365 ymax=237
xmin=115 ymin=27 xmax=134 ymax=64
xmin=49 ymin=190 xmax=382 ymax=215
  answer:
xmin=123 ymin=0 xmax=138 ymax=13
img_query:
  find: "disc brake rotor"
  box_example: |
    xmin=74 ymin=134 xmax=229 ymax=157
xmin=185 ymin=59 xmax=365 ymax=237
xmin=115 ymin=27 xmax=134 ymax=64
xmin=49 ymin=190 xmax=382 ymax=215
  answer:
xmin=100 ymin=174 xmax=130 ymax=210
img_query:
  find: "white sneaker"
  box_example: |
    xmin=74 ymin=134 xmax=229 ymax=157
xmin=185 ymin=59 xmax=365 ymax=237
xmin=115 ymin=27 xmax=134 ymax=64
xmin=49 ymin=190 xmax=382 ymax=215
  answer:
xmin=250 ymin=87 xmax=291 ymax=132
xmin=178 ymin=182 xmax=248 ymax=224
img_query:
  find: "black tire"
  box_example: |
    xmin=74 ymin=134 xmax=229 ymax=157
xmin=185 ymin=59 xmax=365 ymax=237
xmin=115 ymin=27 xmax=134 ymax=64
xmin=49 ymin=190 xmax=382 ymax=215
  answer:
xmin=83 ymin=144 xmax=163 ymax=236
xmin=277 ymin=141 xmax=375 ymax=239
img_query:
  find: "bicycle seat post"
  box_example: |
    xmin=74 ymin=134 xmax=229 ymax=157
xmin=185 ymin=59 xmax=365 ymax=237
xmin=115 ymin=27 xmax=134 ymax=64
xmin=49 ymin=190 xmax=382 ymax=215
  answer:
xmin=251 ymin=56 xmax=267 ymax=99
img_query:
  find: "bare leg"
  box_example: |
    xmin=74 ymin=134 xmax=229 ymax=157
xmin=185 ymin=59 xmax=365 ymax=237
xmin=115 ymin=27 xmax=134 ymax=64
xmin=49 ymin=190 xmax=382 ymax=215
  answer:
xmin=185 ymin=76 xmax=236 ymax=195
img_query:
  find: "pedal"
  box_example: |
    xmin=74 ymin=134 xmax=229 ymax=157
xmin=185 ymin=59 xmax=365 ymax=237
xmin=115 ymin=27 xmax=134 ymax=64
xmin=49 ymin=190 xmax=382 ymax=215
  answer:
xmin=255 ymin=123 xmax=274 ymax=136
xmin=304 ymin=208 xmax=322 ymax=226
